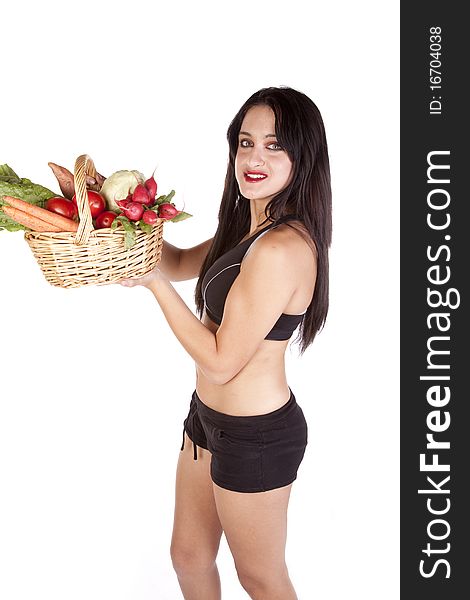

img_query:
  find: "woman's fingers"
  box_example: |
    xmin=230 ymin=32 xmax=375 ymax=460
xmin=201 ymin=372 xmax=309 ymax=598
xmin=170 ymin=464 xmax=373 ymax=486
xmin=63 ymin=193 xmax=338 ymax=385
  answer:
xmin=117 ymin=267 xmax=162 ymax=288
xmin=120 ymin=278 xmax=143 ymax=287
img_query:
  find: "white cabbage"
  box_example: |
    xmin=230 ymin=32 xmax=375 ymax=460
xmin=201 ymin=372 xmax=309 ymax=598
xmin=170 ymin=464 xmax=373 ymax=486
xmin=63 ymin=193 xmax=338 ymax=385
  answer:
xmin=100 ymin=170 xmax=145 ymax=211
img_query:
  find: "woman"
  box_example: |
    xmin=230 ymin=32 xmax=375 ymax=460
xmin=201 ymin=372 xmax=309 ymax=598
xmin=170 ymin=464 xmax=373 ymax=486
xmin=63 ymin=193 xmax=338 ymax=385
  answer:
xmin=119 ymin=86 xmax=332 ymax=600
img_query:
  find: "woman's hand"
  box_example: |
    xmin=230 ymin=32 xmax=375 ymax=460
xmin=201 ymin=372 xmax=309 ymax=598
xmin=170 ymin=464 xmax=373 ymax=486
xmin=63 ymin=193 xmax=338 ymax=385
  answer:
xmin=118 ymin=265 xmax=166 ymax=289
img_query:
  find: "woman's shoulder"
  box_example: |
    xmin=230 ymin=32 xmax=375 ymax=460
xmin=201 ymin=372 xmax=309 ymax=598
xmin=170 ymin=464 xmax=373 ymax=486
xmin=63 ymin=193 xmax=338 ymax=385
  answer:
xmin=267 ymin=218 xmax=318 ymax=261
xmin=242 ymin=218 xmax=317 ymax=276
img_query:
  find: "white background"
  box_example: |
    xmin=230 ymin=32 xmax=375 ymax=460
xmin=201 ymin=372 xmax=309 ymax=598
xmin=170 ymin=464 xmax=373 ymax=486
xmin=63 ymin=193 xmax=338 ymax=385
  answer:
xmin=0 ymin=1 xmax=399 ymax=598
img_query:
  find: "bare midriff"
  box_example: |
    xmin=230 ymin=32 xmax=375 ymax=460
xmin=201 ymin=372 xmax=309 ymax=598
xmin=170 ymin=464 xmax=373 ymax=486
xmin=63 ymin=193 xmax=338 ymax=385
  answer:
xmin=195 ymin=311 xmax=292 ymax=416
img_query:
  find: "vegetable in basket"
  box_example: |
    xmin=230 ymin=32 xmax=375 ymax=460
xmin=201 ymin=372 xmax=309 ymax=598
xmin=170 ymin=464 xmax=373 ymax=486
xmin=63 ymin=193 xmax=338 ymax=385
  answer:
xmin=100 ymin=166 xmax=193 ymax=249
xmin=2 ymin=159 xmax=192 ymax=248
xmin=99 ymin=170 xmax=146 ymax=212
xmin=45 ymin=197 xmax=78 ymax=220
xmin=1 ymin=195 xmax=78 ymax=232
xmin=95 ymin=211 xmax=118 ymax=229
xmin=48 ymin=162 xmax=106 ymax=198
xmin=0 ymin=164 xmax=56 ymax=231
xmin=72 ymin=190 xmax=106 ymax=218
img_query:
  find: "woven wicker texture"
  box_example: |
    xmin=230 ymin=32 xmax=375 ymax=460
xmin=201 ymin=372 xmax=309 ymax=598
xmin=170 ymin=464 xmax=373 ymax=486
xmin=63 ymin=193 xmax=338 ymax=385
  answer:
xmin=24 ymin=155 xmax=163 ymax=288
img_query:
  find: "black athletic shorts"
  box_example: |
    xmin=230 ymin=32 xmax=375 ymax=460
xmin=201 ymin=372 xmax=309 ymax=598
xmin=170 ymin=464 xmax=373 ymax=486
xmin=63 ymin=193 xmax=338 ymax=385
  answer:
xmin=180 ymin=387 xmax=308 ymax=493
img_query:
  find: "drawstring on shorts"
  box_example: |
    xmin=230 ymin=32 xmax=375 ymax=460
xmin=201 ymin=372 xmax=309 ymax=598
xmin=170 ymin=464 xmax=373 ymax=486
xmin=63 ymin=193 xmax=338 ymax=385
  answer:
xmin=181 ymin=426 xmax=198 ymax=460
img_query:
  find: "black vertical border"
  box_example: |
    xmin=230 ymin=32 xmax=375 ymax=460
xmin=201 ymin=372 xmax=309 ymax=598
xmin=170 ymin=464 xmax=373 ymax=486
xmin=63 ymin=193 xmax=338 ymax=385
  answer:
xmin=401 ymin=3 xmax=468 ymax=599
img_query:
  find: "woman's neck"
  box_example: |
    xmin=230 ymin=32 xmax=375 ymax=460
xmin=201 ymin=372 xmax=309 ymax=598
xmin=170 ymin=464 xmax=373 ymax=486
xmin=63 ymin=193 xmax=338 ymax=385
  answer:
xmin=247 ymin=200 xmax=271 ymax=236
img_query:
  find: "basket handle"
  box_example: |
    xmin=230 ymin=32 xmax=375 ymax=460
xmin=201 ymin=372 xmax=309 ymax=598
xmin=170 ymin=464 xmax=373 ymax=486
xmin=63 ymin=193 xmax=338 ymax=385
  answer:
xmin=74 ymin=154 xmax=97 ymax=245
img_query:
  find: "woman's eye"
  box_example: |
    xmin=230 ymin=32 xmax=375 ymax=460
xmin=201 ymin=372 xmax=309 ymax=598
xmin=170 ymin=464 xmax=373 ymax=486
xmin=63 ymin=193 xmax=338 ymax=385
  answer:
xmin=239 ymin=139 xmax=283 ymax=150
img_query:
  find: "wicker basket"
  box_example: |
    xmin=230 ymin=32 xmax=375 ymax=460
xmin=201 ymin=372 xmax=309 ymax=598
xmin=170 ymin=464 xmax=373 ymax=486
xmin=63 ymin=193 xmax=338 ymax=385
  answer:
xmin=24 ymin=154 xmax=164 ymax=288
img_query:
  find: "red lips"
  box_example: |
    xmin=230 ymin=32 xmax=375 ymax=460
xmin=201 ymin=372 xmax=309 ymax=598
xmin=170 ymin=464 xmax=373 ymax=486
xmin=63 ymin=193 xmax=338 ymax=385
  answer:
xmin=244 ymin=171 xmax=268 ymax=182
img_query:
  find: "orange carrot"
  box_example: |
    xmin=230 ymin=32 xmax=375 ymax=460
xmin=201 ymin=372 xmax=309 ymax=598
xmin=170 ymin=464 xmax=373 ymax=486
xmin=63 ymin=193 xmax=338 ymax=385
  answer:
xmin=2 ymin=195 xmax=78 ymax=232
xmin=1 ymin=205 xmax=63 ymax=232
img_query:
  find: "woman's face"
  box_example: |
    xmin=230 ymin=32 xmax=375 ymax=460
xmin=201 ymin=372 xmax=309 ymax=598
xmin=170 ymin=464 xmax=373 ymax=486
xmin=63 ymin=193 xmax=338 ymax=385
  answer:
xmin=235 ymin=105 xmax=293 ymax=205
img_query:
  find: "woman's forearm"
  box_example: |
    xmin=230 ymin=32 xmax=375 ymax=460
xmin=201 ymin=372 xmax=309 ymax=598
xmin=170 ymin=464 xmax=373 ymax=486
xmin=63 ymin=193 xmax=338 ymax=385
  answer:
xmin=148 ymin=277 xmax=220 ymax=382
xmin=159 ymin=237 xmax=214 ymax=282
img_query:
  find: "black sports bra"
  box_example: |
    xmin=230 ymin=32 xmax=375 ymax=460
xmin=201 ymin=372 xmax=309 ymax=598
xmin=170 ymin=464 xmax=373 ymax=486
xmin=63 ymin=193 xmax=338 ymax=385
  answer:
xmin=202 ymin=214 xmax=306 ymax=341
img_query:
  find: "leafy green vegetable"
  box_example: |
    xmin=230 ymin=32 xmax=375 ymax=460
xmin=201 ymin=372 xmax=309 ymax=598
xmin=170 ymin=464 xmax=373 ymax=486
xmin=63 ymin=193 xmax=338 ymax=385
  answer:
xmin=111 ymin=215 xmax=137 ymax=249
xmin=0 ymin=164 xmax=57 ymax=232
xmin=138 ymin=220 xmax=153 ymax=234
xmin=110 ymin=215 xmax=123 ymax=231
xmin=154 ymin=189 xmax=176 ymax=206
xmin=0 ymin=164 xmax=21 ymax=183
xmin=165 ymin=190 xmax=175 ymax=203
xmin=171 ymin=211 xmax=192 ymax=222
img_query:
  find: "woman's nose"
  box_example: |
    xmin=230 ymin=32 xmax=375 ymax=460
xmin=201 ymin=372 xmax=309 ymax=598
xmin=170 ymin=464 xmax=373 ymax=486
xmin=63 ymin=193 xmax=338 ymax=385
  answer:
xmin=247 ymin=146 xmax=265 ymax=168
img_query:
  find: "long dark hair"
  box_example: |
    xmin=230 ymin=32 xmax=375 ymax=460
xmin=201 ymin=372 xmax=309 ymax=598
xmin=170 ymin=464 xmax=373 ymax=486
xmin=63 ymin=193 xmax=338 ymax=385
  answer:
xmin=194 ymin=86 xmax=332 ymax=354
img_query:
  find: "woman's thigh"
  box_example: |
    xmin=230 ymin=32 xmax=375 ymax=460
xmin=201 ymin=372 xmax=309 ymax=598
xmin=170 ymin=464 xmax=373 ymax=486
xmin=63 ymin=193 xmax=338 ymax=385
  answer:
xmin=212 ymin=482 xmax=292 ymax=573
xmin=171 ymin=433 xmax=223 ymax=563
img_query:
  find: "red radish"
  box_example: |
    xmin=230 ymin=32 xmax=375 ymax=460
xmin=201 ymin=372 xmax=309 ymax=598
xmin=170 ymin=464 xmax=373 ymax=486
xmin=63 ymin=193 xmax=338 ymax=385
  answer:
xmin=144 ymin=170 xmax=157 ymax=200
xmin=132 ymin=184 xmax=150 ymax=204
xmin=117 ymin=199 xmax=132 ymax=210
xmin=121 ymin=201 xmax=144 ymax=221
xmin=158 ymin=203 xmax=178 ymax=220
xmin=142 ymin=210 xmax=158 ymax=225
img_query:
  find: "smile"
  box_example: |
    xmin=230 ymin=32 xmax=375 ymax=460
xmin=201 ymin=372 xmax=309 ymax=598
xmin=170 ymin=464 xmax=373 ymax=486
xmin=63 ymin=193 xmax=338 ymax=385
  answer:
xmin=244 ymin=171 xmax=268 ymax=182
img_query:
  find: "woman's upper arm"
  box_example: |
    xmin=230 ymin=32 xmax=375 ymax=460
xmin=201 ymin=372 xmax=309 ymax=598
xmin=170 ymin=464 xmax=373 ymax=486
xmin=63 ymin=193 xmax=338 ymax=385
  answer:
xmin=213 ymin=236 xmax=299 ymax=383
xmin=166 ymin=237 xmax=214 ymax=281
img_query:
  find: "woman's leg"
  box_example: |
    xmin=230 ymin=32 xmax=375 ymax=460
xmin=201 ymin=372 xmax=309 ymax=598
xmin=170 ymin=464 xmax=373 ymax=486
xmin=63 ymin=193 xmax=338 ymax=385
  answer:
xmin=212 ymin=482 xmax=298 ymax=600
xmin=171 ymin=433 xmax=223 ymax=600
